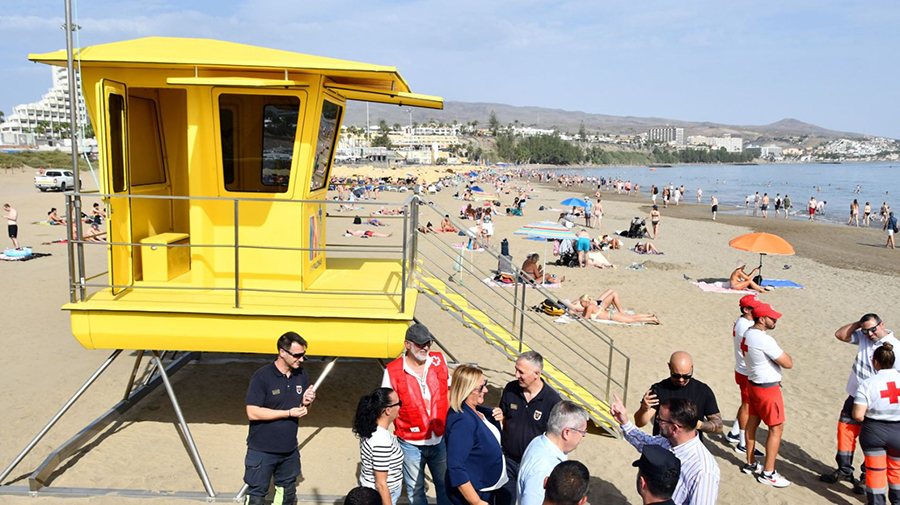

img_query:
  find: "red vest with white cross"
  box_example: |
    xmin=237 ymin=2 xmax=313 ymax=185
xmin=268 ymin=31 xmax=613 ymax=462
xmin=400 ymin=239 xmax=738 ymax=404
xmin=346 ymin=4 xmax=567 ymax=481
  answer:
xmin=386 ymin=352 xmax=449 ymax=441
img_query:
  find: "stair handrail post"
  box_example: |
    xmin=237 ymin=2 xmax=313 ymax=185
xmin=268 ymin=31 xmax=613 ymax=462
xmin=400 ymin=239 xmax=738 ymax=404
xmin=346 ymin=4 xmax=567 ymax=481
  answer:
xmin=518 ymin=281 xmax=526 ymax=351
xmin=401 ymin=208 xmax=408 ymax=312
xmin=410 ymin=197 xmax=419 ymax=268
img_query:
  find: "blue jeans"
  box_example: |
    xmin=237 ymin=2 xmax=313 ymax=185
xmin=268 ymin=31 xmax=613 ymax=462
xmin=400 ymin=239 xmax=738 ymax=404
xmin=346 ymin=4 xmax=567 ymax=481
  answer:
xmin=398 ymin=438 xmax=449 ymax=505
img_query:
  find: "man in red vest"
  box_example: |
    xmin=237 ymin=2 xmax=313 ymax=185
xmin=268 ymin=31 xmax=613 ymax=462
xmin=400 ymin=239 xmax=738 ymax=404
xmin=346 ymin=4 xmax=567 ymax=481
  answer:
xmin=382 ymin=323 xmax=451 ymax=505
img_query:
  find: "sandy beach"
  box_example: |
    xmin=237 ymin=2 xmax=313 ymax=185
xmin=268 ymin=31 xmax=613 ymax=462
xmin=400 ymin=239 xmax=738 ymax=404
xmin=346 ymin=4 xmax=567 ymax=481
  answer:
xmin=2 ymin=163 xmax=899 ymax=505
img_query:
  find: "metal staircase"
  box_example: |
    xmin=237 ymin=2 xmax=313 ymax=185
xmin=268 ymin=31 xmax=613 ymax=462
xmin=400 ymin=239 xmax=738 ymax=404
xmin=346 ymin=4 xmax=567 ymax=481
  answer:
xmin=407 ymin=197 xmax=631 ymax=437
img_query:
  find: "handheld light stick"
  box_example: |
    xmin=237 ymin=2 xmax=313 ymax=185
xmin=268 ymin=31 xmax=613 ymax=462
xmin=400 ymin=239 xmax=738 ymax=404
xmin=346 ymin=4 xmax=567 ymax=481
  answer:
xmin=312 ymin=357 xmax=339 ymax=390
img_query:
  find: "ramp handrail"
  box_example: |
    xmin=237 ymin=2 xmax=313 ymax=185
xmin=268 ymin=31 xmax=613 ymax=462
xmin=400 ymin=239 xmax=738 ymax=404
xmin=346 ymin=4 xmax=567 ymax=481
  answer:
xmin=409 ymin=200 xmax=630 ymax=406
xmin=415 ymin=266 xmax=621 ymax=434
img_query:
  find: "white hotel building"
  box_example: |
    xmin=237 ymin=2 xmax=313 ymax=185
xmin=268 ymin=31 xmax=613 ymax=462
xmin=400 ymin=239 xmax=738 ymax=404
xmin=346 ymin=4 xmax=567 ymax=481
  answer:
xmin=0 ymin=66 xmax=88 ymax=145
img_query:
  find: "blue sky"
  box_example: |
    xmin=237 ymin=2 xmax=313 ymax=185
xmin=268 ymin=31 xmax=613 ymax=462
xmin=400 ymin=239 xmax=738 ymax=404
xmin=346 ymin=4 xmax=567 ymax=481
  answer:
xmin=2 ymin=0 xmax=898 ymax=138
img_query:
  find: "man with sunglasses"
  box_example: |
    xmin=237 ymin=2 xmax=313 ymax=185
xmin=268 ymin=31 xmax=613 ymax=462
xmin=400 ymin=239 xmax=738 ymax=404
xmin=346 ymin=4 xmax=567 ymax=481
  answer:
xmin=382 ymin=323 xmax=451 ymax=505
xmin=243 ymin=331 xmax=317 ymax=505
xmin=610 ymin=395 xmax=720 ymax=505
xmin=634 ymin=352 xmax=723 ymax=437
xmin=821 ymin=313 xmax=898 ymax=492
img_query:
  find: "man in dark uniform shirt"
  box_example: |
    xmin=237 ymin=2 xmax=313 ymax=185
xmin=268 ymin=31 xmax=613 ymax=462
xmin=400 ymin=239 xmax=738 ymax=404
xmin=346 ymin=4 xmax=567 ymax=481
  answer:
xmin=243 ymin=331 xmax=317 ymax=505
xmin=492 ymin=351 xmax=562 ymax=505
xmin=634 ymin=351 xmax=723 ymax=436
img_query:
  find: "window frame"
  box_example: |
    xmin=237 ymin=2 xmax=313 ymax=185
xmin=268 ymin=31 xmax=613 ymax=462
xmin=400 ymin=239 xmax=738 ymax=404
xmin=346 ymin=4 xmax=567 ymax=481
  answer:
xmin=309 ymin=95 xmax=344 ymax=193
xmin=213 ymin=87 xmax=307 ymax=196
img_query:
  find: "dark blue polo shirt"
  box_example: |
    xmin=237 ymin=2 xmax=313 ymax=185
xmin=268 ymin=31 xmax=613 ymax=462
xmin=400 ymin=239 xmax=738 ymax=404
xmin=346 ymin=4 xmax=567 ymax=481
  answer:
xmin=246 ymin=362 xmax=309 ymax=453
xmin=499 ymin=379 xmax=562 ymax=463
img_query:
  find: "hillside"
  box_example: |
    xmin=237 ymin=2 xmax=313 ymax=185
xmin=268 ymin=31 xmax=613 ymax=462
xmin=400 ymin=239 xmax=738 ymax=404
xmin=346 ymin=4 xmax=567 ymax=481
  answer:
xmin=343 ymin=101 xmax=864 ymax=144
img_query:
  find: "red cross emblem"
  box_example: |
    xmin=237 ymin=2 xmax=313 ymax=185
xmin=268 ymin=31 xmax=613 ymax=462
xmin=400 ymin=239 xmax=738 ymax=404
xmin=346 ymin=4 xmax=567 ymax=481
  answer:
xmin=431 ymin=355 xmax=442 ymax=367
xmin=740 ymin=337 xmax=749 ymax=356
xmin=881 ymin=382 xmax=900 ymax=404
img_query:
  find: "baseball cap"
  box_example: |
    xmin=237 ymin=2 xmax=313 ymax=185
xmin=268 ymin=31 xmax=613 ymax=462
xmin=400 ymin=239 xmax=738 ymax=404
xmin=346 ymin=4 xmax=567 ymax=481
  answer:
xmin=633 ymin=445 xmax=681 ymax=483
xmin=752 ymin=303 xmax=782 ymax=320
xmin=739 ymin=295 xmax=761 ymax=308
xmin=405 ymin=323 xmax=434 ymax=345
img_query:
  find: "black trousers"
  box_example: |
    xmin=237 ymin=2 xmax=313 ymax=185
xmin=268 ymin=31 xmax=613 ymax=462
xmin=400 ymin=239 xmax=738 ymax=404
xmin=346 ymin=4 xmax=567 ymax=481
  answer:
xmin=243 ymin=447 xmax=301 ymax=505
xmin=493 ymin=456 xmax=520 ymax=505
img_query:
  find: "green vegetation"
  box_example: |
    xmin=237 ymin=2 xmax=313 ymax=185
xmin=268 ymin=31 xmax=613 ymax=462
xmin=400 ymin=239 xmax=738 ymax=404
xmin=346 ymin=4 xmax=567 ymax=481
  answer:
xmin=0 ymin=150 xmax=90 ymax=171
xmin=493 ymin=134 xmax=758 ymax=166
xmin=371 ymin=119 xmax=393 ymax=149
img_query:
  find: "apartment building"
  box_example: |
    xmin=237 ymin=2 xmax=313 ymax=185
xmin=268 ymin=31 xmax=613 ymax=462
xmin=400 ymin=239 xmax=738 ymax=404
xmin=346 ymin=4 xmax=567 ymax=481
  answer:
xmin=0 ymin=66 xmax=88 ymax=140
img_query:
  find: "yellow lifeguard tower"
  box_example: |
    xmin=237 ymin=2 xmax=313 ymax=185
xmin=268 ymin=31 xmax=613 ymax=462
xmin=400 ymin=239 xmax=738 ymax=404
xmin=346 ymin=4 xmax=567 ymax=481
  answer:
xmin=2 ymin=34 xmax=632 ymax=501
xmin=30 ymin=37 xmax=443 ymax=358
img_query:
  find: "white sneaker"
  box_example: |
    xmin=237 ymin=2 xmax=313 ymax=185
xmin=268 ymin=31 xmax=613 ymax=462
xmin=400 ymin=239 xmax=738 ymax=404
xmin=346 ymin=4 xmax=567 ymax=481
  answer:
xmin=758 ymin=471 xmax=791 ymax=488
xmin=725 ymin=432 xmax=741 ymax=445
xmin=742 ymin=462 xmax=763 ymax=475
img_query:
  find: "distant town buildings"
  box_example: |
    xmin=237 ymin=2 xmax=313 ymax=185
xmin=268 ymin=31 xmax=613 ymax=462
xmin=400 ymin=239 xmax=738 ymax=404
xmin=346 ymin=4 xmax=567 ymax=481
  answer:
xmin=686 ymin=134 xmax=743 ymax=153
xmin=0 ymin=66 xmax=88 ymax=144
xmin=647 ymin=126 xmax=684 ymax=145
xmin=745 ymin=144 xmax=783 ymax=160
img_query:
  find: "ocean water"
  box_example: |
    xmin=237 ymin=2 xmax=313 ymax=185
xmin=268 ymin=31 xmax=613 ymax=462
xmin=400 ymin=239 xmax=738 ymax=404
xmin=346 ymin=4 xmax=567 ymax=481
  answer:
xmin=549 ymin=162 xmax=900 ymax=224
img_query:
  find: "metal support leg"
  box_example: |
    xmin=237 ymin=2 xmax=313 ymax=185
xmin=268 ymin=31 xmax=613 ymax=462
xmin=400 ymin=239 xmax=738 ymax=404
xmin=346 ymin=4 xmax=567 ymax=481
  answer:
xmin=150 ymin=351 xmax=216 ymax=498
xmin=0 ymin=350 xmax=122 ymax=485
xmin=123 ymin=351 xmax=144 ymax=401
xmin=234 ymin=483 xmax=249 ymax=503
xmin=518 ymin=284 xmax=527 ymax=352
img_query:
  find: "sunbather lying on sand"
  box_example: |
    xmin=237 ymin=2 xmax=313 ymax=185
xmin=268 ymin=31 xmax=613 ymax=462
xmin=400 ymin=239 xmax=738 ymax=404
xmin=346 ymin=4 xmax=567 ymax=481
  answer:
xmin=729 ymin=260 xmax=770 ymax=292
xmin=576 ymin=294 xmax=659 ymax=324
xmin=559 ymin=289 xmax=624 ymax=315
xmin=345 ymin=229 xmax=392 ymax=238
xmin=633 ymin=241 xmax=662 ymax=254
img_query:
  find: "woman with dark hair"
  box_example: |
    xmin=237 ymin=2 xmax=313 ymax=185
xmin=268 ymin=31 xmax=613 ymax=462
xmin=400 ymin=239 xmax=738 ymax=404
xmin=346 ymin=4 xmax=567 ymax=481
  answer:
xmin=445 ymin=364 xmax=506 ymax=505
xmin=852 ymin=343 xmax=900 ymax=505
xmin=352 ymin=388 xmax=404 ymax=505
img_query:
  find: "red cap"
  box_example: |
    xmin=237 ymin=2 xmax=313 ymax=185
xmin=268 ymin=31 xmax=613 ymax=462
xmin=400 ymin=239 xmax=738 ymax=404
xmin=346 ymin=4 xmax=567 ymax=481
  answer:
xmin=752 ymin=303 xmax=782 ymax=320
xmin=739 ymin=295 xmax=761 ymax=308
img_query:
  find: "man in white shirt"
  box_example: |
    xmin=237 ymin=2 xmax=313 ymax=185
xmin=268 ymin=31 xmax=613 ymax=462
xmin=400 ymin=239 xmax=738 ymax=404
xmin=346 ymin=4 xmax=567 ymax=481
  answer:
xmin=725 ymin=295 xmax=764 ymax=458
xmin=610 ymin=395 xmax=720 ymax=504
xmin=742 ymin=304 xmax=793 ymax=487
xmin=820 ymin=313 xmax=898 ymax=493
xmin=517 ymin=401 xmax=589 ymax=505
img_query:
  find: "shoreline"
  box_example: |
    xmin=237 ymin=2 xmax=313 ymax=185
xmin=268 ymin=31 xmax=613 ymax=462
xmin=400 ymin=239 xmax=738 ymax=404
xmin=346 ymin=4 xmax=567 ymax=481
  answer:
xmin=543 ymin=183 xmax=899 ymax=277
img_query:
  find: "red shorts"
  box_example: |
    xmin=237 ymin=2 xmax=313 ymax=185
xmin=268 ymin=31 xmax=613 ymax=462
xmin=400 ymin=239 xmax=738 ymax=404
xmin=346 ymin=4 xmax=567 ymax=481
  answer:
xmin=735 ymin=371 xmax=750 ymax=404
xmin=748 ymin=382 xmax=785 ymax=426
xmin=809 ymin=207 xmax=815 ymax=215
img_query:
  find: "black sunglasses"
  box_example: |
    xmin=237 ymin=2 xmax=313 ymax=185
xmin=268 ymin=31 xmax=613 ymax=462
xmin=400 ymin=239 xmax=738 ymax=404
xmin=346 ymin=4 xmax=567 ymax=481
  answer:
xmin=386 ymin=400 xmax=403 ymax=408
xmin=281 ymin=348 xmax=306 ymax=359
xmin=862 ymin=324 xmax=881 ymax=334
xmin=670 ymin=372 xmax=693 ymax=380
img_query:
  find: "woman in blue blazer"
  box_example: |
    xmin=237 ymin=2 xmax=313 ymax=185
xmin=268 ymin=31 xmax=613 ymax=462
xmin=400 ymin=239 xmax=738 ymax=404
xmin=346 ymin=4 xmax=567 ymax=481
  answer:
xmin=444 ymin=364 xmax=507 ymax=505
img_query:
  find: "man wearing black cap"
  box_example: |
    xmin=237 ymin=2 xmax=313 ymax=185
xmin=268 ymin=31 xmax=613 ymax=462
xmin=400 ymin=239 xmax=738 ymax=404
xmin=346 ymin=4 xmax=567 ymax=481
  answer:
xmin=382 ymin=323 xmax=451 ymax=505
xmin=634 ymin=445 xmax=681 ymax=505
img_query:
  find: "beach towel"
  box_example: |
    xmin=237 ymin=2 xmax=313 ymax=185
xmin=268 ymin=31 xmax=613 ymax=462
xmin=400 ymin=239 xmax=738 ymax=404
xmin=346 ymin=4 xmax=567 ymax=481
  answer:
xmin=482 ymin=277 xmax=561 ymax=289
xmin=761 ymin=279 xmax=804 ymax=289
xmin=588 ymin=251 xmax=611 ymax=265
xmin=692 ymin=281 xmax=754 ymax=294
xmin=553 ymin=313 xmax=645 ymax=326
xmin=0 ymin=252 xmax=51 ymax=262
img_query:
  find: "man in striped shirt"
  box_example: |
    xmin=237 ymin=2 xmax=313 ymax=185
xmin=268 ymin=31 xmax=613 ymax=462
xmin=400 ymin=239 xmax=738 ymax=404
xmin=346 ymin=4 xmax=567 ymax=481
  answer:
xmin=821 ymin=314 xmax=898 ymax=492
xmin=610 ymin=395 xmax=720 ymax=504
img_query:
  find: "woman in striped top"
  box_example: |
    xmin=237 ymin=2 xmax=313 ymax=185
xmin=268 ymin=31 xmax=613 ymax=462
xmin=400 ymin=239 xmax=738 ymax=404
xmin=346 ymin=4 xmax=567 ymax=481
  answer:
xmin=353 ymin=388 xmax=405 ymax=505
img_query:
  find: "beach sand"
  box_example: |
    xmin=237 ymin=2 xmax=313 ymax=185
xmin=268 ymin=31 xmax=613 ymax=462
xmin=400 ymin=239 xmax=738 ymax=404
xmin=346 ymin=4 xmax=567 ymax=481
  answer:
xmin=2 ymin=164 xmax=898 ymax=504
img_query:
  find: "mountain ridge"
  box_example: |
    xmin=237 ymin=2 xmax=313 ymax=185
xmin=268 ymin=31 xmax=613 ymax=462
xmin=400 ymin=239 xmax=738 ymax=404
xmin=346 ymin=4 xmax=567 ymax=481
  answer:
xmin=344 ymin=101 xmax=866 ymax=141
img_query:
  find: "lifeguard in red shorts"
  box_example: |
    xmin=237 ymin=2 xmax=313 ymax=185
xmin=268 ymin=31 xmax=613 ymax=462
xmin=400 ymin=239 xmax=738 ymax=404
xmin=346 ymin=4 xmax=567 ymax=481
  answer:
xmin=725 ymin=294 xmax=764 ymax=458
xmin=742 ymin=303 xmax=794 ymax=488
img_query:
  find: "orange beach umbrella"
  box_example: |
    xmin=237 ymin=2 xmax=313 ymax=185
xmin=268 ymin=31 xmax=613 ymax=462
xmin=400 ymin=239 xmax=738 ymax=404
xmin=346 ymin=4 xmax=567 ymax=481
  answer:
xmin=729 ymin=232 xmax=794 ymax=279
xmin=729 ymin=232 xmax=795 ymax=255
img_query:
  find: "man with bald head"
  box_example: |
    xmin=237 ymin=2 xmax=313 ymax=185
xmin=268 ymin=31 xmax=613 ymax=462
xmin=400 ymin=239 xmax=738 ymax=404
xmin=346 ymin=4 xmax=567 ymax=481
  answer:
xmin=635 ymin=351 xmax=723 ymax=436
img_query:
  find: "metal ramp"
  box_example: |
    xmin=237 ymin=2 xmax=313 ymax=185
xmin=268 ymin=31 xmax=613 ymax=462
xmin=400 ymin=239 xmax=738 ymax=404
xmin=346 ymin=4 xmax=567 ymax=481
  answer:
xmin=409 ymin=198 xmax=632 ymax=437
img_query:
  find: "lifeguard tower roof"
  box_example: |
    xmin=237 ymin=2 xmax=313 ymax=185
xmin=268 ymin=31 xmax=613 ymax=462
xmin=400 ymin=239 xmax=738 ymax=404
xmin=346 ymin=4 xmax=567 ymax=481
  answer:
xmin=30 ymin=37 xmax=443 ymax=109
